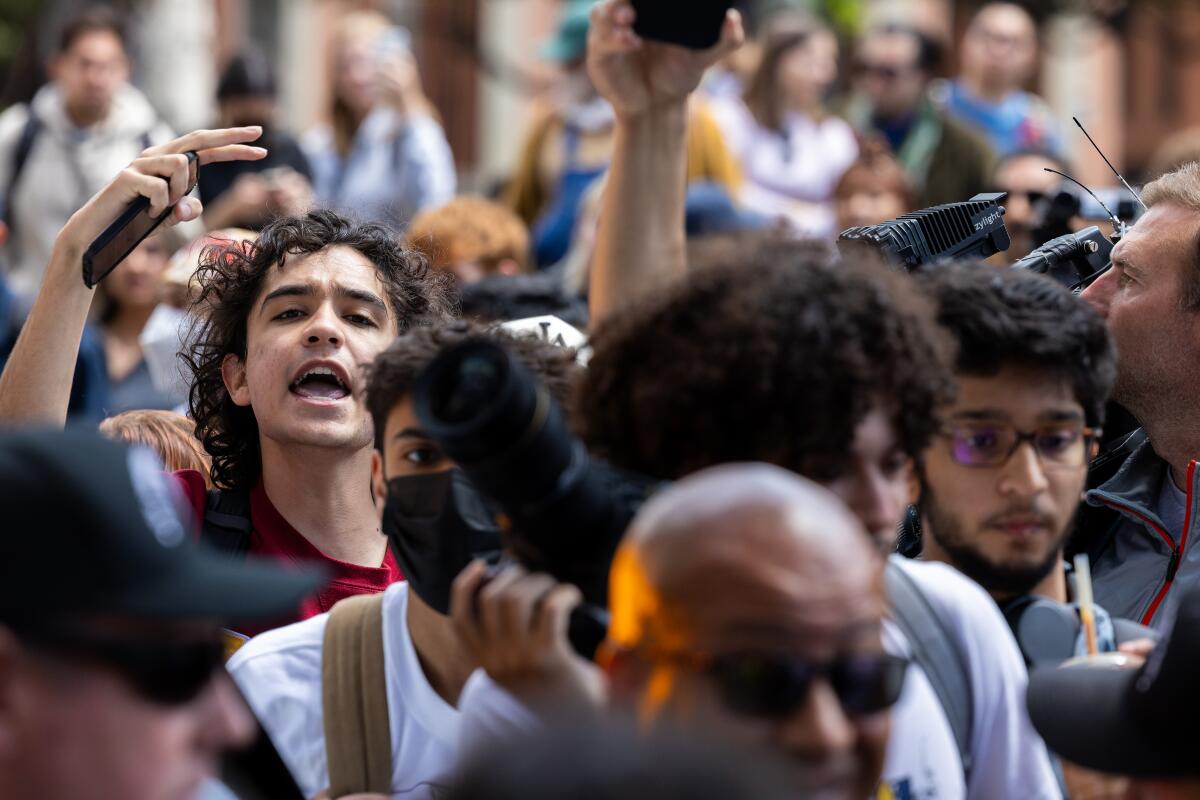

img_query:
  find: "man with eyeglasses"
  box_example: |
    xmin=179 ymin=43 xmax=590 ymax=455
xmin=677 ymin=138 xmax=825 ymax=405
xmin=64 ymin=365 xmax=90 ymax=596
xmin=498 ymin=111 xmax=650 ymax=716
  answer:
xmin=0 ymin=428 xmax=321 ymax=800
xmin=914 ymin=264 xmax=1156 ymax=655
xmin=453 ymin=464 xmax=904 ymax=800
xmin=842 ymin=24 xmax=995 ymax=207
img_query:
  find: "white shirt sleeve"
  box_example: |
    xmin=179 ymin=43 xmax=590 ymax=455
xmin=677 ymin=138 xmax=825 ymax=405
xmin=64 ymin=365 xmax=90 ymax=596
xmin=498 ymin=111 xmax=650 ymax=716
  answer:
xmin=456 ymin=668 xmax=542 ymax=762
xmin=894 ymin=558 xmax=1062 ymax=800
xmin=227 ymin=616 xmax=331 ymax=800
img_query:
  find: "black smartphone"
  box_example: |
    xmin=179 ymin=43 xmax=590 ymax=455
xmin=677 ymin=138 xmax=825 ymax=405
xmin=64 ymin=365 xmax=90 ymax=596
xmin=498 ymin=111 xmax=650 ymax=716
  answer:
xmin=82 ymin=151 xmax=198 ymax=289
xmin=632 ymin=0 xmax=734 ymax=50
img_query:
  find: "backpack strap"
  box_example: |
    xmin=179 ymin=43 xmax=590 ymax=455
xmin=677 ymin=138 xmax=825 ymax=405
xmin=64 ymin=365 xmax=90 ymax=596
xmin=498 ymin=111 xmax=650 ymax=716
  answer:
xmin=885 ymin=561 xmax=974 ymax=783
xmin=322 ymin=592 xmax=392 ymax=798
xmin=2 ymin=111 xmax=42 ymax=227
xmin=201 ymin=488 xmax=253 ymax=557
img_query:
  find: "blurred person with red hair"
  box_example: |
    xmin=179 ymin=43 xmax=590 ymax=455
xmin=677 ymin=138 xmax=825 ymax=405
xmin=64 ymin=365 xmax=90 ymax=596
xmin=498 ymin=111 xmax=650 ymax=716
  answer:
xmin=99 ymin=409 xmax=212 ymax=485
xmin=406 ymin=196 xmax=530 ymax=286
xmin=833 ymin=137 xmax=914 ymax=232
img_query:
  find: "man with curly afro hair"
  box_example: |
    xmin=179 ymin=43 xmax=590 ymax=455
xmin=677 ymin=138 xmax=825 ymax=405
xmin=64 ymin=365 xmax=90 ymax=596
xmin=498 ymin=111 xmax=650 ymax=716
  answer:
xmin=580 ymin=235 xmax=954 ymax=548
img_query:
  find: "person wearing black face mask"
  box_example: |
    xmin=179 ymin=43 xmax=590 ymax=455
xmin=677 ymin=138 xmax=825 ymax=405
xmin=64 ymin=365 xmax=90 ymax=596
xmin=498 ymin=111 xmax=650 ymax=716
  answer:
xmin=227 ymin=320 xmax=580 ymax=800
xmin=199 ymin=51 xmax=314 ymax=231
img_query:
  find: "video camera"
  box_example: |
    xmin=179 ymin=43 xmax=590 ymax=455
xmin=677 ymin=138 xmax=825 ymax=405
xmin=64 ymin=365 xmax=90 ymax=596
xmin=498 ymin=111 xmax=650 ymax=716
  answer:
xmin=838 ymin=192 xmax=1011 ymax=271
xmin=412 ymin=338 xmax=656 ymax=654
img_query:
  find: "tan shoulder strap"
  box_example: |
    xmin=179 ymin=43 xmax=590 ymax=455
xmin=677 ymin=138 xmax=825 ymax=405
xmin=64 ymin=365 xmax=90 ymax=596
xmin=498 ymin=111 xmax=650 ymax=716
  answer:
xmin=322 ymin=592 xmax=391 ymax=798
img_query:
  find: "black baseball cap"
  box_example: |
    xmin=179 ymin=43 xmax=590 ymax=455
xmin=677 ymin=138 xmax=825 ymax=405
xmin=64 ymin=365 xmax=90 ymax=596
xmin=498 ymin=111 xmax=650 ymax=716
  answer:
xmin=0 ymin=427 xmax=323 ymax=624
xmin=1027 ymin=586 xmax=1200 ymax=777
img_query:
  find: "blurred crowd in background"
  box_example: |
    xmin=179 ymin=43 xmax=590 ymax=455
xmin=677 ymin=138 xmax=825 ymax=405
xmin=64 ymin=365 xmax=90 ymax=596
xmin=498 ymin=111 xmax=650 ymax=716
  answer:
xmin=0 ymin=0 xmax=1192 ymax=421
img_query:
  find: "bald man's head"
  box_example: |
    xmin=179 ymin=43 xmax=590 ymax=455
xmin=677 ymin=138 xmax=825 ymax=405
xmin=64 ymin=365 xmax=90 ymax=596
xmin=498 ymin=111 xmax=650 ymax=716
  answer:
xmin=611 ymin=464 xmax=880 ymax=648
xmin=603 ymin=464 xmax=892 ymax=799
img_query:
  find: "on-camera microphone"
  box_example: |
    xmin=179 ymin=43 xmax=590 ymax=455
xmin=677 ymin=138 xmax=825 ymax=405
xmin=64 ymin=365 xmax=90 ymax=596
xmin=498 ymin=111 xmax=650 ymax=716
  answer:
xmin=1011 ymin=226 xmax=1114 ymax=292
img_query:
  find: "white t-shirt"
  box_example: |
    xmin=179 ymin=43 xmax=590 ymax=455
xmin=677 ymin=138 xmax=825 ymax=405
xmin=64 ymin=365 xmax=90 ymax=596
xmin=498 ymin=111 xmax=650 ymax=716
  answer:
xmin=227 ymin=583 xmax=460 ymax=799
xmin=885 ymin=557 xmax=1062 ymax=800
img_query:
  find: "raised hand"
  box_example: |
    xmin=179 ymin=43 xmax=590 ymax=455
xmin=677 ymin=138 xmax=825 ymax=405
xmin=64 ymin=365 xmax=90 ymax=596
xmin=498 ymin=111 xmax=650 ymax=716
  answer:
xmin=56 ymin=126 xmax=267 ymax=257
xmin=586 ymin=0 xmax=743 ymax=119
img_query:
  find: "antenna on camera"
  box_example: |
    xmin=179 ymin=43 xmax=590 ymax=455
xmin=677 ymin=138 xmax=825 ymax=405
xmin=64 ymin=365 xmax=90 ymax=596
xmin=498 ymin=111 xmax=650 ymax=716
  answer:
xmin=1043 ymin=167 xmax=1124 ymax=233
xmin=1073 ymin=116 xmax=1147 ymax=211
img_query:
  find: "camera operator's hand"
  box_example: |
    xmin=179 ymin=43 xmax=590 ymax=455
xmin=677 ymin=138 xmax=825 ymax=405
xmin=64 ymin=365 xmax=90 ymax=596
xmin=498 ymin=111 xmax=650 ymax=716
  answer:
xmin=451 ymin=560 xmax=606 ymax=713
xmin=56 ymin=127 xmax=266 ymax=258
xmin=587 ymin=0 xmax=743 ymax=119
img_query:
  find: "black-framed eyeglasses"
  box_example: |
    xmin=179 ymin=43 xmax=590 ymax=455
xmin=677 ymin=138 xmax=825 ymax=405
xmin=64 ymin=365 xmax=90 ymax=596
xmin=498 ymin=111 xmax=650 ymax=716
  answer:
xmin=16 ymin=624 xmax=226 ymax=706
xmin=648 ymin=648 xmax=909 ymax=720
xmin=940 ymin=421 xmax=1101 ymax=469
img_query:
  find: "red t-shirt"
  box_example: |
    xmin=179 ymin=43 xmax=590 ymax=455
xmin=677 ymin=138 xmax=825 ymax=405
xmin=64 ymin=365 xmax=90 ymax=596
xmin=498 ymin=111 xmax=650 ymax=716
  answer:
xmin=173 ymin=470 xmax=403 ymax=632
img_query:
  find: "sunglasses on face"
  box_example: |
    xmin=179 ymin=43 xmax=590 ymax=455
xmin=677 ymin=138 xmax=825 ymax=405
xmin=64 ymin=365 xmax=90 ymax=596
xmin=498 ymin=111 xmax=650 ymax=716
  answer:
xmin=20 ymin=625 xmax=226 ymax=706
xmin=941 ymin=422 xmax=1101 ymax=469
xmin=1004 ymin=190 xmax=1048 ymax=205
xmin=657 ymin=649 xmax=909 ymax=720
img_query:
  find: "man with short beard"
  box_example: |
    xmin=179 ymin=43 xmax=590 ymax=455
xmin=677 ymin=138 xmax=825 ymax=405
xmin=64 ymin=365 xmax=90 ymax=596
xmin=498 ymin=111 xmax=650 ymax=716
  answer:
xmin=1074 ymin=162 xmax=1200 ymax=630
xmin=915 ymin=263 xmax=1151 ymax=657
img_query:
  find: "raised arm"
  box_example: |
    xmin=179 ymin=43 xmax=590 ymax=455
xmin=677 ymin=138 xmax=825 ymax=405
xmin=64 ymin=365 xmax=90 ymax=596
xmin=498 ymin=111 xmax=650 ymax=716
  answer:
xmin=586 ymin=1 xmax=742 ymax=327
xmin=0 ymin=128 xmax=266 ymax=425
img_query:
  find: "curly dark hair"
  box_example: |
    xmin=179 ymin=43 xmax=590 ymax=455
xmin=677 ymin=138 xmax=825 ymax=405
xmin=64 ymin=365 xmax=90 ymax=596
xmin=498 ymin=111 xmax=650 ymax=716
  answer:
xmin=917 ymin=261 xmax=1117 ymax=427
xmin=577 ymin=238 xmax=956 ymax=481
xmin=185 ymin=209 xmax=454 ymax=491
xmin=366 ymin=319 xmax=581 ymax=451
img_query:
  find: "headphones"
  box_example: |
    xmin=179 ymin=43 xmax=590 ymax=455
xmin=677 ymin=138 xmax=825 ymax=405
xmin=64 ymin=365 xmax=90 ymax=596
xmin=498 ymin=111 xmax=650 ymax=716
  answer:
xmin=1001 ymin=595 xmax=1085 ymax=666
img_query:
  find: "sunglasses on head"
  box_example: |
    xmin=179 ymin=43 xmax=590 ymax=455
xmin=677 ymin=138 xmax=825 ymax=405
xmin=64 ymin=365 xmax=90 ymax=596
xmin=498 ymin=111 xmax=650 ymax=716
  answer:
xmin=19 ymin=625 xmax=226 ymax=706
xmin=658 ymin=649 xmax=909 ymax=720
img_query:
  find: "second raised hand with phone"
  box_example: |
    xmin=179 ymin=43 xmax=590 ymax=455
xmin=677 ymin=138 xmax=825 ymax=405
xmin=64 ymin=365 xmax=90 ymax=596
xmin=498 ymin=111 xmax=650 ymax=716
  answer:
xmin=82 ymin=151 xmax=199 ymax=288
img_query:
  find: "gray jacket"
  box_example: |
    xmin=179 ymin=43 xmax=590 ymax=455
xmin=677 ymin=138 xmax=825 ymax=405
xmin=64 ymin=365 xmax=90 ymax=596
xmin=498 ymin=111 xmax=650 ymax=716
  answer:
xmin=1087 ymin=432 xmax=1199 ymax=631
xmin=0 ymin=83 xmax=174 ymax=299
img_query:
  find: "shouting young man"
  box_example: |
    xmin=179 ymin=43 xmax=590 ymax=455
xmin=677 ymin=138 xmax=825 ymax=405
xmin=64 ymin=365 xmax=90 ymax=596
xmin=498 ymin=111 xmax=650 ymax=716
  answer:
xmin=0 ymin=127 xmax=452 ymax=625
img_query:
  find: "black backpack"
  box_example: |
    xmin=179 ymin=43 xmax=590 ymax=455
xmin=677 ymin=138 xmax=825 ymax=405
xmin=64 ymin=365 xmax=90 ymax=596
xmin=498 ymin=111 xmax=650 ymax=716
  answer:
xmin=201 ymin=488 xmax=253 ymax=556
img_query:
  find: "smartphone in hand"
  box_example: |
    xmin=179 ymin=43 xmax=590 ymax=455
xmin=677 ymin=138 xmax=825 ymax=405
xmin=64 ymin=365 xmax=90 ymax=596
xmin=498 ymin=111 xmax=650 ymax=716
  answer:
xmin=631 ymin=0 xmax=735 ymax=50
xmin=82 ymin=152 xmax=198 ymax=289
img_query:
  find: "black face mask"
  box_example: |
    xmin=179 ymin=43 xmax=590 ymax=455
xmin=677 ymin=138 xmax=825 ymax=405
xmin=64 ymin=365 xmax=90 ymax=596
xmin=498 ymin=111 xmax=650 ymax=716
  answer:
xmin=382 ymin=470 xmax=503 ymax=614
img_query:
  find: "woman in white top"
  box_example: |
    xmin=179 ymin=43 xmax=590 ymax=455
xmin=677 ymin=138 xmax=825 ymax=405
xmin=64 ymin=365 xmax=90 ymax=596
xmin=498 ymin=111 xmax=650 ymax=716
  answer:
xmin=712 ymin=20 xmax=858 ymax=238
xmin=303 ymin=12 xmax=455 ymax=232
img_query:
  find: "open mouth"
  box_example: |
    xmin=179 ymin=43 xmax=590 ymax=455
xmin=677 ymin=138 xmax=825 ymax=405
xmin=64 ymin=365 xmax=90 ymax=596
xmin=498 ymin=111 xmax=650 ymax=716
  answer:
xmin=289 ymin=365 xmax=350 ymax=401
